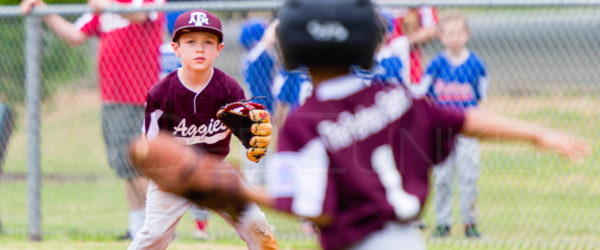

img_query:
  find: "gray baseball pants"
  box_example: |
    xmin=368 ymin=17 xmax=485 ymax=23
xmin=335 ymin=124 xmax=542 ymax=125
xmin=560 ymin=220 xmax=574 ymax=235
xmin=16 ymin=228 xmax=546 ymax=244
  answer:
xmin=433 ymin=135 xmax=481 ymax=226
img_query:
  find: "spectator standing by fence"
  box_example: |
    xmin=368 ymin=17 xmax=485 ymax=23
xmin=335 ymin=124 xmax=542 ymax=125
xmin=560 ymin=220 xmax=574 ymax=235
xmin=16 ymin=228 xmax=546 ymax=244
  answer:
xmin=388 ymin=6 xmax=438 ymax=84
xmin=414 ymin=12 xmax=488 ymax=238
xmin=20 ymin=0 xmax=165 ymax=240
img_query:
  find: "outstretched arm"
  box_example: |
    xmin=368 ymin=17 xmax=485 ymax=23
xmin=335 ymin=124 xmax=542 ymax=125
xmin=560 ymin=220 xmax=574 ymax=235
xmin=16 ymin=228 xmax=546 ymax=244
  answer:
xmin=21 ymin=0 xmax=88 ymax=46
xmin=88 ymin=0 xmax=159 ymax=23
xmin=129 ymin=132 xmax=332 ymax=225
xmin=407 ymin=25 xmax=436 ymax=45
xmin=461 ymin=109 xmax=590 ymax=162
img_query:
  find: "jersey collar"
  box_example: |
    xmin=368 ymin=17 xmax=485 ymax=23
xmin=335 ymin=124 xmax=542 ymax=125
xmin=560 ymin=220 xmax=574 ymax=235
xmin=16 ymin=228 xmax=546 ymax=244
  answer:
xmin=316 ymin=74 xmax=366 ymax=101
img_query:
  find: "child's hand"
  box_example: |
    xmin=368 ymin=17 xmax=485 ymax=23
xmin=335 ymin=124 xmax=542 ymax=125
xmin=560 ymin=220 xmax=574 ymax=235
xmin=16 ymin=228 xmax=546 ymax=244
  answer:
xmin=88 ymin=0 xmax=111 ymax=13
xmin=20 ymin=0 xmax=46 ymax=15
xmin=535 ymin=131 xmax=590 ymax=163
xmin=262 ymin=19 xmax=279 ymax=47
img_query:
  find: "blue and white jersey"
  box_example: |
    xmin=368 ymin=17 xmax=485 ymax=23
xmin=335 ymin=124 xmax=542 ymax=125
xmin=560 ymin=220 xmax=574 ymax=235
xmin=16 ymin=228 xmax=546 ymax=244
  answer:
xmin=420 ymin=51 xmax=489 ymax=109
xmin=241 ymin=42 xmax=277 ymax=113
xmin=273 ymin=67 xmax=312 ymax=112
xmin=159 ymin=43 xmax=181 ymax=79
xmin=352 ymin=54 xmax=404 ymax=87
xmin=373 ymin=52 xmax=404 ymax=85
xmin=353 ymin=36 xmax=410 ymax=87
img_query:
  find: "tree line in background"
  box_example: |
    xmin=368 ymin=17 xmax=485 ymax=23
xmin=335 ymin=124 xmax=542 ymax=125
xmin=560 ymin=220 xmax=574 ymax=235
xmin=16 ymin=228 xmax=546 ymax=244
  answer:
xmin=0 ymin=12 xmax=92 ymax=120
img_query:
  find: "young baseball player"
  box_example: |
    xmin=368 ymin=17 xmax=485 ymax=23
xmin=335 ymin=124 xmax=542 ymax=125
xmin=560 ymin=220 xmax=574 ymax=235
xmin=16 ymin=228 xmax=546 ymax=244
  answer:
xmin=128 ymin=9 xmax=277 ymax=250
xmin=415 ymin=12 xmax=487 ymax=238
xmin=159 ymin=9 xmax=213 ymax=241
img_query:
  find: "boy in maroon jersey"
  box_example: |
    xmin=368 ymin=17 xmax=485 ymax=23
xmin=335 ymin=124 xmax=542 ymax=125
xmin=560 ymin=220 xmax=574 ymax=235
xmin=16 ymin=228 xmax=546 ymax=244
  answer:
xmin=266 ymin=1 xmax=587 ymax=249
xmin=131 ymin=1 xmax=589 ymax=249
xmin=127 ymin=9 xmax=278 ymax=250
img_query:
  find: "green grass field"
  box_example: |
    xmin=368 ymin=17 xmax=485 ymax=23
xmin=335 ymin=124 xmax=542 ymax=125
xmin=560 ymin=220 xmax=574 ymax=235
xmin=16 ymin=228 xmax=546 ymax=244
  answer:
xmin=1 ymin=88 xmax=598 ymax=249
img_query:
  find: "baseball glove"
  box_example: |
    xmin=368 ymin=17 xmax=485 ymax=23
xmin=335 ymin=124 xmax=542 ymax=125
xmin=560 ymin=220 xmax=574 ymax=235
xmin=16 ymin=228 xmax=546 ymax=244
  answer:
xmin=129 ymin=133 xmax=250 ymax=220
xmin=217 ymin=100 xmax=272 ymax=163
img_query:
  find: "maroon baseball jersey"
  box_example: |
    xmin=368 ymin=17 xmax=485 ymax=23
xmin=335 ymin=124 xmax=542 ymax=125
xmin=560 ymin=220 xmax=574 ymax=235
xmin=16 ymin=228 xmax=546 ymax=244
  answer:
xmin=144 ymin=68 xmax=245 ymax=158
xmin=266 ymin=75 xmax=464 ymax=250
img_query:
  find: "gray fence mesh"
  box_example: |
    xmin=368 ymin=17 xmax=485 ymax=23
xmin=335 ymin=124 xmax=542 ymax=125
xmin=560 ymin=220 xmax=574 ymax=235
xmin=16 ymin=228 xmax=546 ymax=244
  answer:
xmin=0 ymin=1 xmax=599 ymax=249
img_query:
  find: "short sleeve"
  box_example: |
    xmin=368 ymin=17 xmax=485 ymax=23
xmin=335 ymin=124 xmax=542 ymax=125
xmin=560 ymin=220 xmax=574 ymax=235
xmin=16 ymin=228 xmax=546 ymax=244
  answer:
xmin=74 ymin=13 xmax=99 ymax=37
xmin=267 ymin=121 xmax=331 ymax=218
xmin=413 ymin=58 xmax=438 ymax=97
xmin=376 ymin=56 xmax=404 ymax=85
xmin=418 ymin=7 xmax=438 ymax=28
xmin=224 ymin=80 xmax=247 ymax=104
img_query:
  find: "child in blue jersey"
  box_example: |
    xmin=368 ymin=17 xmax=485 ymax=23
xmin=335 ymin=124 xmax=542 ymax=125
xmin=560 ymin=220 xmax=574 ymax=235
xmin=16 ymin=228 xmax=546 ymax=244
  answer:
xmin=238 ymin=18 xmax=277 ymax=187
xmin=240 ymin=19 xmax=314 ymax=126
xmin=352 ymin=8 xmax=408 ymax=87
xmin=416 ymin=12 xmax=488 ymax=238
xmin=240 ymin=18 xmax=277 ymax=114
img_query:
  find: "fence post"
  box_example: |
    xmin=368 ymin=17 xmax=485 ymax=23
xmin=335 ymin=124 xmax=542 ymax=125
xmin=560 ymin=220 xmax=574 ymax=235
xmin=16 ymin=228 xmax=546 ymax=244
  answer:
xmin=25 ymin=14 xmax=42 ymax=241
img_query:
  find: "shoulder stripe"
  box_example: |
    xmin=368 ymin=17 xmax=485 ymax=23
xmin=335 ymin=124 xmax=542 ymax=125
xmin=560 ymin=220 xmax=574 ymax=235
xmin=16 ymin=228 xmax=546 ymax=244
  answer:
xmin=419 ymin=7 xmax=438 ymax=27
xmin=146 ymin=109 xmax=164 ymax=140
xmin=74 ymin=13 xmax=94 ymax=30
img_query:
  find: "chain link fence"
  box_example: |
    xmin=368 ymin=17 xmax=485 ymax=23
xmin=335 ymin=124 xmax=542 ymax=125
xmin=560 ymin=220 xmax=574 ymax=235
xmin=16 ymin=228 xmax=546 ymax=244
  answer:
xmin=1 ymin=1 xmax=599 ymax=248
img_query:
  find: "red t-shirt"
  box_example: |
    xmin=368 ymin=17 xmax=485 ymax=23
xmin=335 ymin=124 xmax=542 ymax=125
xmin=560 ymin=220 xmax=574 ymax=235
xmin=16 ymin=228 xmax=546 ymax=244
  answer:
xmin=392 ymin=7 xmax=438 ymax=84
xmin=75 ymin=0 xmax=165 ymax=105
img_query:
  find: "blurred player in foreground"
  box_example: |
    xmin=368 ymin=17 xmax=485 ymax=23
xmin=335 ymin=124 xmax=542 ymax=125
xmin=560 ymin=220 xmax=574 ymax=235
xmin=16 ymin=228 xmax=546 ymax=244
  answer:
xmin=414 ymin=11 xmax=488 ymax=238
xmin=128 ymin=1 xmax=590 ymax=249
xmin=21 ymin=0 xmax=164 ymax=240
xmin=128 ymin=9 xmax=277 ymax=250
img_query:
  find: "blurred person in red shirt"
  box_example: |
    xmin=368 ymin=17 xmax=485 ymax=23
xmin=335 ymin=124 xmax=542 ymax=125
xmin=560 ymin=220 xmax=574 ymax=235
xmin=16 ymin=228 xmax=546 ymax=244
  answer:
xmin=387 ymin=6 xmax=438 ymax=84
xmin=21 ymin=0 xmax=165 ymax=240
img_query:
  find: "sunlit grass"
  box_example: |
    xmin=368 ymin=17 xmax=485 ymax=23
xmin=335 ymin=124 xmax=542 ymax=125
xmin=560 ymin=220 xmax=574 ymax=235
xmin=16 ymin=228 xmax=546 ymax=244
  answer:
xmin=1 ymin=89 xmax=598 ymax=249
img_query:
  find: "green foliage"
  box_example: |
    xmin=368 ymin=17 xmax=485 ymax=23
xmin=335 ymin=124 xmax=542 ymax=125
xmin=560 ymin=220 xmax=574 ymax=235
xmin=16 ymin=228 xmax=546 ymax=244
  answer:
xmin=0 ymin=16 xmax=92 ymax=107
xmin=0 ymin=17 xmax=25 ymax=104
xmin=1 ymin=91 xmax=599 ymax=249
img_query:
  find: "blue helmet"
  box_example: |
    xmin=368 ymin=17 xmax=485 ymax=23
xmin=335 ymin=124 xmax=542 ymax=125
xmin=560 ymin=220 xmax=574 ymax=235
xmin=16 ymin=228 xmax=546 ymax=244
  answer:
xmin=239 ymin=18 xmax=268 ymax=50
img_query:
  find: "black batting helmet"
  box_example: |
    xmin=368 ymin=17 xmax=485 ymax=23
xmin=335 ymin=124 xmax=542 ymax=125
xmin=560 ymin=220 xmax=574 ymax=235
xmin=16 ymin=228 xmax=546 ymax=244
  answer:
xmin=276 ymin=0 xmax=383 ymax=70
